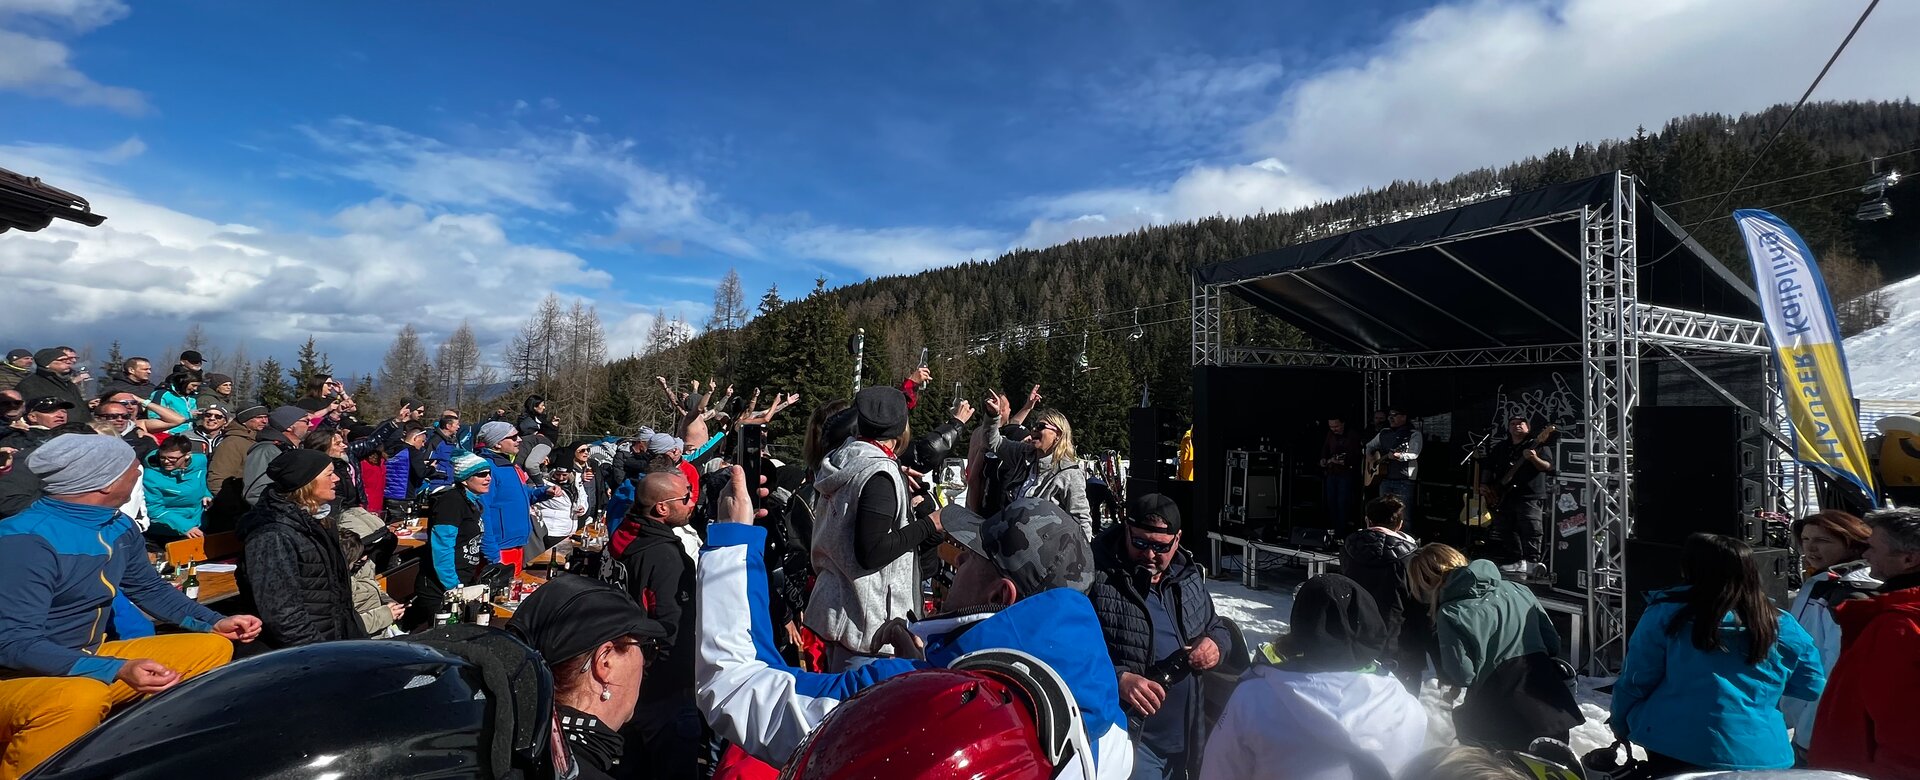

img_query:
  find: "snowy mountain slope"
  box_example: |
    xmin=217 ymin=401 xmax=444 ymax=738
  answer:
xmin=1844 ymin=272 xmax=1920 ymax=400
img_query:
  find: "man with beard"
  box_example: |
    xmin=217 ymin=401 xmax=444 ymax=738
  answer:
xmin=1089 ymin=493 xmax=1231 ymax=779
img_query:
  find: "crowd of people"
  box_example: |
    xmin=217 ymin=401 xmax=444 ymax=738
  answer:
xmin=0 ymin=340 xmax=1911 ymax=779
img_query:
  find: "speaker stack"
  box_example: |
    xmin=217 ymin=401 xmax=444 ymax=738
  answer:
xmin=1627 ymin=406 xmax=1793 ymax=624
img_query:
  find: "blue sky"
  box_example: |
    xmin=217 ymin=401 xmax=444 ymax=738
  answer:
xmin=1 ymin=0 xmax=1915 ymax=372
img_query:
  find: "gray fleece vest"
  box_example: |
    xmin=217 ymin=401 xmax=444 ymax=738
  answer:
xmin=804 ymin=440 xmax=918 ymax=653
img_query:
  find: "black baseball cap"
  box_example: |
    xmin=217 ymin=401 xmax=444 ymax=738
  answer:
xmin=180 ymin=350 xmax=204 ymax=363
xmin=1126 ymin=493 xmax=1182 ymax=533
xmin=26 ymin=397 xmax=74 ymax=413
xmin=506 ymin=573 xmax=667 ymax=664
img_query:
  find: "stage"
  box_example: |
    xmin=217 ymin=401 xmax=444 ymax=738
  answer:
xmin=1185 ymin=171 xmax=1805 ymax=673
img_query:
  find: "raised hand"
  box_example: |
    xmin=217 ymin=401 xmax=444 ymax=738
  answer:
xmin=984 ymin=390 xmax=1009 ymax=419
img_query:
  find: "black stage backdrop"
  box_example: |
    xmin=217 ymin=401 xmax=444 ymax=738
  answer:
xmin=1190 ymin=354 xmax=1766 ymax=581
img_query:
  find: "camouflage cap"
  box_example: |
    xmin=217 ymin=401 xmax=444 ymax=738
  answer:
xmin=943 ymin=498 xmax=1094 ymax=597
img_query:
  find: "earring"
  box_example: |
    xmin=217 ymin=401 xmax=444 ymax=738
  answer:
xmin=600 ymin=687 xmax=612 ymax=702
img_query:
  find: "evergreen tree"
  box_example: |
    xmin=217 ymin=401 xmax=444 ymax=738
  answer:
xmin=289 ymin=337 xmax=333 ymax=398
xmin=104 ymin=341 xmax=124 ymax=378
xmin=351 ymin=373 xmax=378 ymax=407
xmin=255 ymin=357 xmax=293 ymax=408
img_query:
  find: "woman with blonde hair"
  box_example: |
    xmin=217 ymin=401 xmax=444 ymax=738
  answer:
xmin=238 ymin=449 xmax=365 ymax=648
xmin=1406 ymin=543 xmax=1579 ymax=751
xmin=983 ymin=389 xmax=1092 ymax=537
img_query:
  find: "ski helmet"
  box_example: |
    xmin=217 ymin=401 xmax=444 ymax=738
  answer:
xmin=780 ymin=649 xmax=1088 ymax=780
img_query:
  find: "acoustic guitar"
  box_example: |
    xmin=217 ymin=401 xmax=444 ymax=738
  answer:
xmin=1459 ymin=453 xmax=1492 ymax=527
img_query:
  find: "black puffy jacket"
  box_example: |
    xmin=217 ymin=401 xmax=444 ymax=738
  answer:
xmin=1088 ymin=525 xmax=1228 ymax=769
xmin=238 ymin=490 xmax=366 ymax=648
xmin=1339 ymin=526 xmax=1428 ymax=655
xmin=1088 ymin=525 xmax=1228 ymax=674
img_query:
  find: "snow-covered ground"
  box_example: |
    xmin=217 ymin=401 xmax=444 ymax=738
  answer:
xmin=1210 ymin=575 xmax=1620 ymax=757
xmin=1843 ymin=272 xmax=1920 ymax=400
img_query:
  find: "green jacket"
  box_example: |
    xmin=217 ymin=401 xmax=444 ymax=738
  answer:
xmin=1434 ymin=559 xmax=1560 ymax=687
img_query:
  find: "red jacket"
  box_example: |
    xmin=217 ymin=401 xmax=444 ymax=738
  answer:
xmin=1810 ymin=582 xmax=1920 ymax=778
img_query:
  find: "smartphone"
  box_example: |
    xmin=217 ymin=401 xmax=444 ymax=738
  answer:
xmin=736 ymin=423 xmax=767 ymax=511
xmin=917 ymin=347 xmax=929 ymax=368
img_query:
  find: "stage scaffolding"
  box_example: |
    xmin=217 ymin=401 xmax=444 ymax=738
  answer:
xmin=1192 ymin=172 xmax=1798 ymax=674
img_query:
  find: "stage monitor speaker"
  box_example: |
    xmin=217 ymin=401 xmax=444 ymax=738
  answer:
xmin=1625 ymin=539 xmax=1793 ymax=629
xmin=1130 ymin=407 xmax=1180 ymax=484
xmin=1633 ymin=406 xmax=1768 ymax=544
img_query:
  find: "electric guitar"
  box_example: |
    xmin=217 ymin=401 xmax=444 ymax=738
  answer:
xmin=1479 ymin=424 xmax=1557 ymax=505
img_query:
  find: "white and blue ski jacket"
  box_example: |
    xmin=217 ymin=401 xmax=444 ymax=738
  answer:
xmin=696 ymin=523 xmax=1133 ymax=777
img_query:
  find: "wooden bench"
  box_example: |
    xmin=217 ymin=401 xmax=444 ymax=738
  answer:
xmin=165 ymin=531 xmax=242 ymax=568
xmin=381 ymin=559 xmax=422 ymax=605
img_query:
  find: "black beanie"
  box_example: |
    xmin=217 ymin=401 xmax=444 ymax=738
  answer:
xmin=266 ymin=449 xmax=334 ymax=494
xmin=854 ymin=386 xmax=908 ymax=440
xmin=1283 ymin=574 xmax=1388 ymax=672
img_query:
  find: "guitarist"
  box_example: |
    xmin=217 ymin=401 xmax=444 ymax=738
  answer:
xmin=1318 ymin=416 xmax=1365 ymax=530
xmin=1481 ymin=415 xmax=1555 ymax=578
xmin=1363 ymin=408 xmax=1423 ymax=514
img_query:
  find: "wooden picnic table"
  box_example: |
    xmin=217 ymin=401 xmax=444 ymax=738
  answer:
xmin=194 ymin=571 xmax=239 ymax=606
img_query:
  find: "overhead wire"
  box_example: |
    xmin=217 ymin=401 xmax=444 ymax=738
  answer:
xmin=1641 ymin=0 xmax=1882 ymax=268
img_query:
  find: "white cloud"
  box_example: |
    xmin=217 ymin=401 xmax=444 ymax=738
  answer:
xmin=0 ymin=0 xmax=143 ymax=113
xmin=298 ymin=118 xmax=757 ymax=257
xmin=0 ymin=140 xmax=647 ymax=369
xmin=0 ymin=27 xmax=145 ymax=113
xmin=785 ymin=225 xmax=1003 ymax=277
xmin=1016 ymin=157 xmax=1332 ymax=248
xmin=996 ymin=0 xmax=1920 ymax=259
xmin=0 ymin=0 xmax=129 ymax=32
xmin=1092 ymin=52 xmax=1287 ymax=152
xmin=1248 ymin=0 xmax=1920 ymax=192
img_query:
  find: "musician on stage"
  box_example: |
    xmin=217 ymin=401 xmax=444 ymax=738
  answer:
xmin=1480 ymin=415 xmax=1555 ymax=578
xmin=1363 ymin=408 xmax=1422 ymax=514
xmin=1318 ymin=416 xmax=1364 ymax=530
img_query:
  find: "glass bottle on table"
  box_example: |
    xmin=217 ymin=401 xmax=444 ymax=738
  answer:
xmin=182 ymin=559 xmax=200 ymax=601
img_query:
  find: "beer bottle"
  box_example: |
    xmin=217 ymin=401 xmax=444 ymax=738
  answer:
xmin=183 ymin=559 xmax=200 ymax=601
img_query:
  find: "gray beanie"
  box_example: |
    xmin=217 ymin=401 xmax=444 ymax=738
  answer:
xmin=479 ymin=421 xmax=518 ymax=446
xmin=645 ymin=432 xmax=683 ymax=455
xmin=29 ymin=435 xmax=136 ymax=495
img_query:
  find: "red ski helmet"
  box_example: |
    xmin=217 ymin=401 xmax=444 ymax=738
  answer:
xmin=780 ymin=649 xmax=1088 ymax=780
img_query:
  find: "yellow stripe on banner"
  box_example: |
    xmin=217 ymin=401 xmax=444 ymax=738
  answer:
xmin=1782 ymin=343 xmax=1874 ymax=486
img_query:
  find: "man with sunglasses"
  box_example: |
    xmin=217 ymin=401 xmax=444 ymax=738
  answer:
xmin=1088 ymin=493 xmax=1232 ymax=780
xmin=608 ymin=471 xmax=702 ymax=780
xmin=181 ymin=404 xmax=230 ymax=455
xmin=474 ymin=421 xmax=550 ymax=573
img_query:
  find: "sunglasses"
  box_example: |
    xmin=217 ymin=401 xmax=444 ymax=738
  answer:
xmin=652 ymin=489 xmax=693 ymax=507
xmin=96 ymin=413 xmax=134 ymax=421
xmin=1129 ymin=535 xmax=1175 ymax=554
xmin=202 ymin=414 xmax=227 ymax=420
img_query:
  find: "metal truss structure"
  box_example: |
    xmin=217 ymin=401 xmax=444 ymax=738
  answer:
xmin=1192 ymin=172 xmax=1789 ymax=674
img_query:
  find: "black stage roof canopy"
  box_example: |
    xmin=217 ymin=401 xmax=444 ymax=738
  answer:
xmin=0 ymin=166 xmax=106 ymax=234
xmin=1195 ymin=173 xmax=1758 ymax=355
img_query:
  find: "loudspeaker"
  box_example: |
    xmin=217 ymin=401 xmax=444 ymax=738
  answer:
xmin=1129 ymin=407 xmax=1180 ymax=485
xmin=1633 ymin=406 xmax=1767 ymax=544
xmin=1625 ymin=539 xmax=1793 ymax=630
